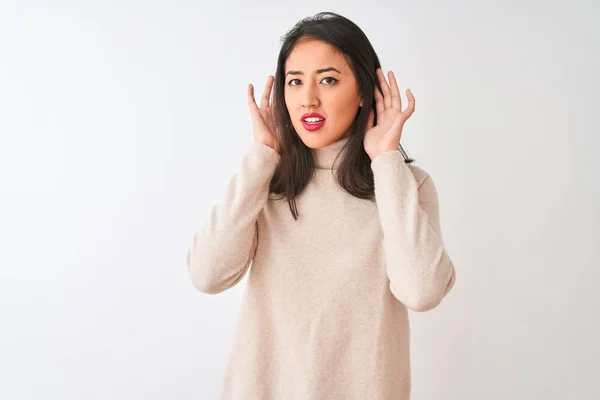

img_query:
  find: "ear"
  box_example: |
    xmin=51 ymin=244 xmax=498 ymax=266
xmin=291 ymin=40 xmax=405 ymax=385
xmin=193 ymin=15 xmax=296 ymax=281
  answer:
xmin=359 ymin=96 xmax=364 ymax=107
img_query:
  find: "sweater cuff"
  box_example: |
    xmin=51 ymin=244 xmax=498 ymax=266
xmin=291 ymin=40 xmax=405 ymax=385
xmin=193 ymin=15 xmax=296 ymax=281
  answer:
xmin=246 ymin=141 xmax=281 ymax=170
xmin=370 ymin=149 xmax=402 ymax=171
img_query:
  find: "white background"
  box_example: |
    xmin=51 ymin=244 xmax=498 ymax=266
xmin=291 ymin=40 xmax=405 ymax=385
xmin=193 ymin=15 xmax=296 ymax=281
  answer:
xmin=1 ymin=1 xmax=598 ymax=399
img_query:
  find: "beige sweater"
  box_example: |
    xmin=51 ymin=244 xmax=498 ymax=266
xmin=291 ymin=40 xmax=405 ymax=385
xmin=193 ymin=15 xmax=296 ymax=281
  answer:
xmin=187 ymin=135 xmax=456 ymax=399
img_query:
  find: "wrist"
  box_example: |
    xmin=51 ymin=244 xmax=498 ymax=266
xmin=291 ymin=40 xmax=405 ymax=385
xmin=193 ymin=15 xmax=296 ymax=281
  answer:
xmin=369 ymin=147 xmax=397 ymax=161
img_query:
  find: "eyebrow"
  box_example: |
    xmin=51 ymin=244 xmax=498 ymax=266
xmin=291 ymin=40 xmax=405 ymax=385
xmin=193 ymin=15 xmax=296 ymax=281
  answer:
xmin=285 ymin=67 xmax=342 ymax=77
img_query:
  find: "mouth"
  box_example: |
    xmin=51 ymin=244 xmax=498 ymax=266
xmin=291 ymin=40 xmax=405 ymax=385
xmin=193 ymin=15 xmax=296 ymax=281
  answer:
xmin=301 ymin=113 xmax=326 ymax=131
xmin=301 ymin=118 xmax=326 ymax=131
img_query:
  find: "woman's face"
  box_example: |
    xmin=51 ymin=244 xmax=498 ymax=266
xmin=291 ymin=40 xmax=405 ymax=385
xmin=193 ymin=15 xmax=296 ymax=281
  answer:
xmin=284 ymin=38 xmax=363 ymax=148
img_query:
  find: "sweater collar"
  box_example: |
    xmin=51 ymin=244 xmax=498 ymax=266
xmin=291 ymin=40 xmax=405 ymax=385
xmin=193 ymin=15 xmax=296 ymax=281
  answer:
xmin=309 ymin=135 xmax=351 ymax=170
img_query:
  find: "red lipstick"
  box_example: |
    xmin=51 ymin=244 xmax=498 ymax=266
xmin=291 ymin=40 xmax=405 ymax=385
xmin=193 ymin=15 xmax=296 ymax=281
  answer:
xmin=300 ymin=112 xmax=326 ymax=131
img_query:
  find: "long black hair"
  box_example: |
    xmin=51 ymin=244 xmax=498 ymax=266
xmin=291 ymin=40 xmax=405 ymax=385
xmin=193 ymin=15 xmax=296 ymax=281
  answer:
xmin=269 ymin=11 xmax=415 ymax=220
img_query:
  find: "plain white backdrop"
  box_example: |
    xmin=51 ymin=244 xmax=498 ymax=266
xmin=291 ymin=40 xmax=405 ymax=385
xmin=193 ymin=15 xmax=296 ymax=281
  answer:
xmin=1 ymin=0 xmax=598 ymax=399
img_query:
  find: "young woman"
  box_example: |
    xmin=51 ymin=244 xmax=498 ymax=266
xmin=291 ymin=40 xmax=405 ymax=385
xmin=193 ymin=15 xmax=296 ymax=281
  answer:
xmin=187 ymin=11 xmax=456 ymax=400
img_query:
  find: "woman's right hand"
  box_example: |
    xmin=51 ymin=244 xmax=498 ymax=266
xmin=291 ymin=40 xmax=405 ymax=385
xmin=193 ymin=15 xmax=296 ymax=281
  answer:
xmin=247 ymin=75 xmax=281 ymax=155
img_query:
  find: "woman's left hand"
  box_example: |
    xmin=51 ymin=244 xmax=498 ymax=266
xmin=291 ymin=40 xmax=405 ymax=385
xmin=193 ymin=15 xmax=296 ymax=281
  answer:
xmin=364 ymin=68 xmax=415 ymax=160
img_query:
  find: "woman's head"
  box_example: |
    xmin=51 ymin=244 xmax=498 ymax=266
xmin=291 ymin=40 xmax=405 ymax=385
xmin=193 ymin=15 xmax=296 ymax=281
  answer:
xmin=269 ymin=12 xmax=414 ymax=220
xmin=283 ymin=37 xmax=363 ymax=149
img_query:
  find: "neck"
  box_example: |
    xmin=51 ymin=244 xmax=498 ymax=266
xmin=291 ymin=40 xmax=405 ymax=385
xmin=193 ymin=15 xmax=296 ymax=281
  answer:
xmin=309 ymin=135 xmax=351 ymax=170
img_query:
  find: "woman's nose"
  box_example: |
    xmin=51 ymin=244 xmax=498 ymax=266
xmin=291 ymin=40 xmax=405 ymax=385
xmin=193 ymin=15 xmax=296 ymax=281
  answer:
xmin=301 ymin=87 xmax=319 ymax=108
xmin=302 ymin=95 xmax=319 ymax=108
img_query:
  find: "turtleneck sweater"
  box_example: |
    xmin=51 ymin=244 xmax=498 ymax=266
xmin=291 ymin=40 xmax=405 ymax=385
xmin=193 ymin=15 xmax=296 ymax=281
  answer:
xmin=186 ymin=135 xmax=456 ymax=399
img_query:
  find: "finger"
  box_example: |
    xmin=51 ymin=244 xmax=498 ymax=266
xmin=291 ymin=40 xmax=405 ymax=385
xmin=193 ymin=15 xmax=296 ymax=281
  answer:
xmin=377 ymin=68 xmax=392 ymax=110
xmin=261 ymin=75 xmax=274 ymax=110
xmin=247 ymin=84 xmax=259 ymax=112
xmin=374 ymin=85 xmax=385 ymax=116
xmin=388 ymin=71 xmax=402 ymax=111
xmin=405 ymin=88 xmax=415 ymax=116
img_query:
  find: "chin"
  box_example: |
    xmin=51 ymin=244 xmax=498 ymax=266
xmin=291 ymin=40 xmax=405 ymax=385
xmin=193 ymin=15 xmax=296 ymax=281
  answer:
xmin=298 ymin=131 xmax=333 ymax=149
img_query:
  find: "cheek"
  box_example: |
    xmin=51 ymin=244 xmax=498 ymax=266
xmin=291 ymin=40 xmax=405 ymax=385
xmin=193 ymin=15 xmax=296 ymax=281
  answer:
xmin=330 ymin=101 xmax=359 ymax=125
xmin=284 ymin=93 xmax=296 ymax=116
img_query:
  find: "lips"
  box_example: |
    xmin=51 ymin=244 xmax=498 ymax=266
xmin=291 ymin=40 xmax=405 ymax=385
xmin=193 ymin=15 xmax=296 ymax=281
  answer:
xmin=301 ymin=112 xmax=325 ymax=121
xmin=300 ymin=112 xmax=326 ymax=131
xmin=301 ymin=120 xmax=325 ymax=132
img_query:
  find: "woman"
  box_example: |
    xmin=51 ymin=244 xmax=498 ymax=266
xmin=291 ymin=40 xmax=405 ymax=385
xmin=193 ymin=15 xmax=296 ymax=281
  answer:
xmin=187 ymin=11 xmax=456 ymax=399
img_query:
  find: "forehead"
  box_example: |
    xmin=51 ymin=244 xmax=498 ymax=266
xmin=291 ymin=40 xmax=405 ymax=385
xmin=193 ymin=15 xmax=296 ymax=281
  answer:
xmin=285 ymin=39 xmax=349 ymax=72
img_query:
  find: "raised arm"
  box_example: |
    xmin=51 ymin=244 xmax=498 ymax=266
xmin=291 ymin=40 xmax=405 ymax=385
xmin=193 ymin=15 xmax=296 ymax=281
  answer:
xmin=371 ymin=153 xmax=456 ymax=311
xmin=188 ymin=75 xmax=282 ymax=294
xmin=187 ymin=141 xmax=280 ymax=294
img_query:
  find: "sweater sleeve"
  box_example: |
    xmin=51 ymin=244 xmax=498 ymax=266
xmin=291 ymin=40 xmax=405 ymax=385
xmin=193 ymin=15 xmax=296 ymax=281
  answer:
xmin=186 ymin=141 xmax=281 ymax=294
xmin=371 ymin=150 xmax=456 ymax=312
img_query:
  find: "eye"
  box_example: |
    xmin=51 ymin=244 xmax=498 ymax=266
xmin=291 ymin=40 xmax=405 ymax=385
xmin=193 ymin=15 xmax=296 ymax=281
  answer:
xmin=287 ymin=76 xmax=339 ymax=86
